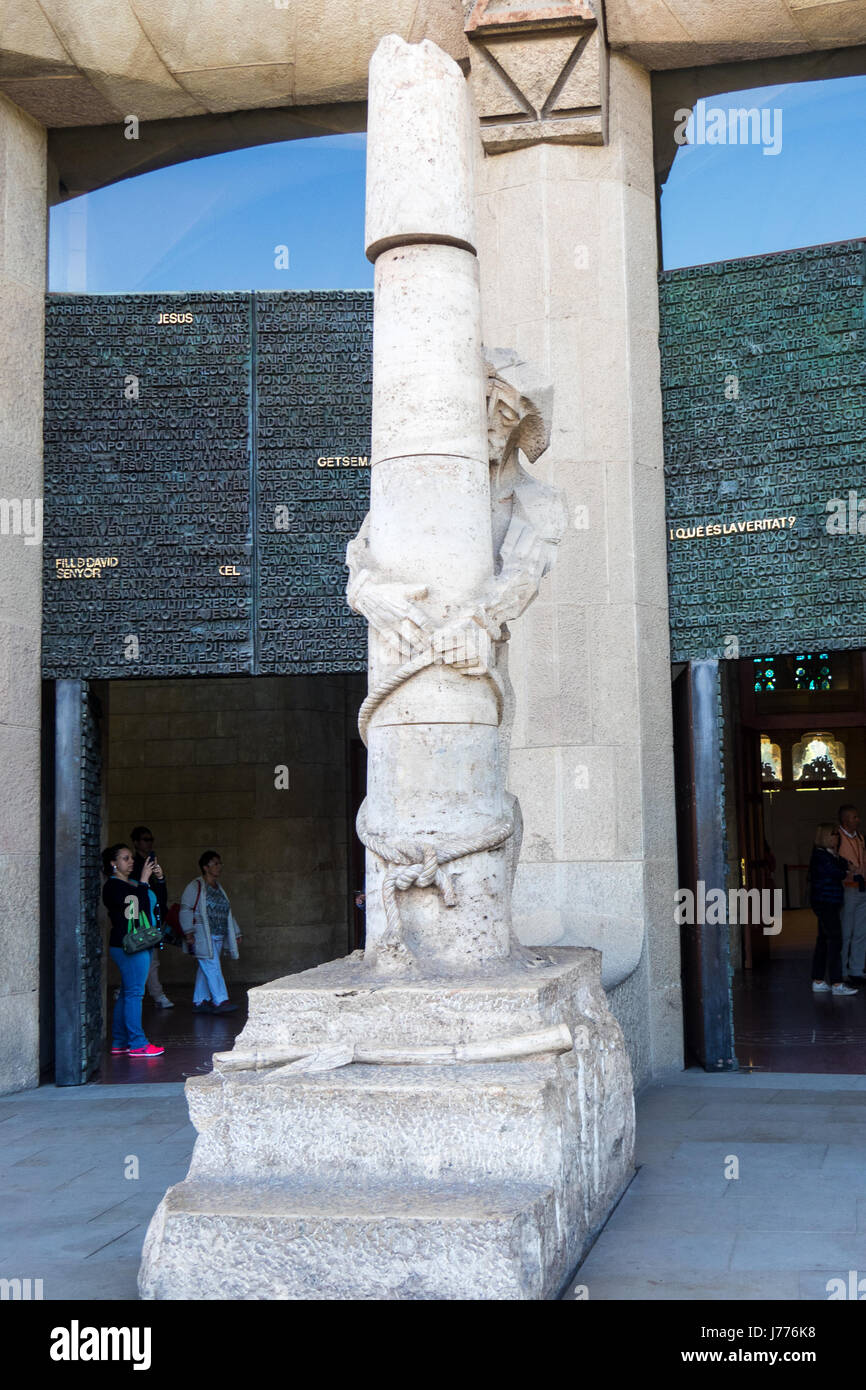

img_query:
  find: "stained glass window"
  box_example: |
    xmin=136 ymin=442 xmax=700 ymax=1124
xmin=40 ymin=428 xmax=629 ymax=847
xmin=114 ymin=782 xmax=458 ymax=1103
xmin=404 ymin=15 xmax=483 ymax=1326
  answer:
xmin=760 ymin=736 xmax=782 ymax=785
xmin=792 ymin=732 xmax=846 ymax=787
xmin=793 ymin=653 xmax=832 ymax=691
xmin=753 ymin=657 xmax=776 ymax=693
xmin=754 ymin=652 xmax=834 ymax=693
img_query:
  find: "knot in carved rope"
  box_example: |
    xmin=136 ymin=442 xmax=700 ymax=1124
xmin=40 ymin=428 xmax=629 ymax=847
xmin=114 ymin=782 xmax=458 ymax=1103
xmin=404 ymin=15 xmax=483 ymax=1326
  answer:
xmin=356 ymin=801 xmax=514 ymax=949
xmin=355 ymin=631 xmax=510 ymax=954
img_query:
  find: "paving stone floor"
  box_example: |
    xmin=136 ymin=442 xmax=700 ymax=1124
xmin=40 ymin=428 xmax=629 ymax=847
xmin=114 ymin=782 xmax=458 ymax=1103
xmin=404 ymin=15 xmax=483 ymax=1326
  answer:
xmin=2 ymin=1070 xmax=864 ymax=1301
xmin=0 ymin=1082 xmax=193 ymax=1301
xmin=570 ymin=1070 xmax=866 ymax=1300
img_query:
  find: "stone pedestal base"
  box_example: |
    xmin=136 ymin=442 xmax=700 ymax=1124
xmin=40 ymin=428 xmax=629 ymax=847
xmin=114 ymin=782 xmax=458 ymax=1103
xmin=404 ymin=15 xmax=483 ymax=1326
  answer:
xmin=139 ymin=948 xmax=634 ymax=1300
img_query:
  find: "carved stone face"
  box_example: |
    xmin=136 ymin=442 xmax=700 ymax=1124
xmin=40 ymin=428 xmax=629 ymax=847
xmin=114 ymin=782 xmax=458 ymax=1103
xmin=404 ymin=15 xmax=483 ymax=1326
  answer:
xmin=486 ymin=374 xmax=549 ymax=469
xmin=486 ymin=378 xmax=522 ymax=470
xmin=484 ymin=348 xmax=553 ymax=469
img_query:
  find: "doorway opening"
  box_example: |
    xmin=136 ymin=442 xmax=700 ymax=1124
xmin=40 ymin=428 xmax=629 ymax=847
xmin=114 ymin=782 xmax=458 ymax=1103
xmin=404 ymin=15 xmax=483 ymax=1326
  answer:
xmin=45 ymin=672 xmax=366 ymax=1085
xmin=676 ymin=650 xmax=866 ymax=1075
xmin=728 ymin=649 xmax=866 ymax=1073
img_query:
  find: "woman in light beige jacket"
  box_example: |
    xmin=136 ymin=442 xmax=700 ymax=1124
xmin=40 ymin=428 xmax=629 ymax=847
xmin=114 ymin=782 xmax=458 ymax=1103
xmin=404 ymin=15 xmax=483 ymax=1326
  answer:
xmin=180 ymin=850 xmax=242 ymax=1015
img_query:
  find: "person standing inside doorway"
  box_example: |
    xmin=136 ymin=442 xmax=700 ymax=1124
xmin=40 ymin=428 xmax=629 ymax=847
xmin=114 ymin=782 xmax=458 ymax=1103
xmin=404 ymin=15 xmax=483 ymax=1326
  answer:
xmin=131 ymin=826 xmax=173 ymax=1009
xmin=809 ymin=824 xmax=855 ymax=996
xmin=837 ymin=804 xmax=866 ymax=982
xmin=102 ymin=843 xmax=166 ymax=1058
xmin=181 ymin=851 xmax=241 ymax=1015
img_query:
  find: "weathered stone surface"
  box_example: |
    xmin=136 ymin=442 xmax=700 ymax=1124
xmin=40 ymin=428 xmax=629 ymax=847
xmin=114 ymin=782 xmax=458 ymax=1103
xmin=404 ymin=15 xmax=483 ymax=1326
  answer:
xmin=4 ymin=0 xmax=866 ymax=134
xmin=139 ymin=951 xmax=634 ymax=1299
xmin=511 ymin=863 xmax=645 ymax=988
xmin=188 ymin=1058 xmax=587 ymax=1185
xmin=465 ymin=15 xmax=607 ymax=153
xmin=0 ymin=988 xmax=40 ymax=1096
xmin=141 ymin=1178 xmax=566 ymax=1301
xmin=607 ymin=0 xmax=866 ymax=68
xmin=0 ymin=93 xmax=44 ymax=1097
xmin=370 ymin=248 xmax=487 ymax=463
xmin=366 ymin=36 xmax=477 ymax=258
xmin=0 ymin=853 xmax=40 ymax=991
xmin=228 ymin=945 xmax=614 ymax=1047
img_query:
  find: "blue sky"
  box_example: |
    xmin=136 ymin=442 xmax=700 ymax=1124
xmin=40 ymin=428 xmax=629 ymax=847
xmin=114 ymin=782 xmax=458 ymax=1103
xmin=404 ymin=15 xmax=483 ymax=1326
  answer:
xmin=49 ymin=74 xmax=866 ymax=290
xmin=49 ymin=132 xmax=372 ymax=293
xmin=661 ymin=74 xmax=866 ymax=268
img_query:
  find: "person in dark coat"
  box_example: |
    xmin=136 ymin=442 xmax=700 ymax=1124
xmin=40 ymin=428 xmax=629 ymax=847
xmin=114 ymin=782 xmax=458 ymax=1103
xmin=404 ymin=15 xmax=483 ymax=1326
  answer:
xmin=810 ymin=824 xmax=857 ymax=996
xmin=131 ymin=826 xmax=173 ymax=1009
xmin=102 ymin=843 xmax=166 ymax=1057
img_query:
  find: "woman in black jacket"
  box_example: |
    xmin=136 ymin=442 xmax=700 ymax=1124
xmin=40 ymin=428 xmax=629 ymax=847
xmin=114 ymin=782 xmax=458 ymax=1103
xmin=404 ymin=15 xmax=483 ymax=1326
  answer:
xmin=102 ymin=844 xmax=165 ymax=1058
xmin=810 ymin=824 xmax=856 ymax=996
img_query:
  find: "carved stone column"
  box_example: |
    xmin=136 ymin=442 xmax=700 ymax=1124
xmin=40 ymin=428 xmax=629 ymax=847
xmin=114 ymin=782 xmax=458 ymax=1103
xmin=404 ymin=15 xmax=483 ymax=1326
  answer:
xmin=352 ymin=36 xmax=511 ymax=973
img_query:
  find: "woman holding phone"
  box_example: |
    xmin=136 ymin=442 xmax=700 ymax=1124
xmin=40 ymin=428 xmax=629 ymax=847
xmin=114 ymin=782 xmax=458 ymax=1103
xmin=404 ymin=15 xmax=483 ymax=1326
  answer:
xmin=102 ymin=843 xmax=166 ymax=1058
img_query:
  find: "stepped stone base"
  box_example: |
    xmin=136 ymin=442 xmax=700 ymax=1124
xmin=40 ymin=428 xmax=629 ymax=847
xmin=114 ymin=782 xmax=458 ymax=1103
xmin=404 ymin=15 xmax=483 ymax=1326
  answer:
xmin=143 ymin=1179 xmax=566 ymax=1301
xmin=139 ymin=947 xmax=635 ymax=1301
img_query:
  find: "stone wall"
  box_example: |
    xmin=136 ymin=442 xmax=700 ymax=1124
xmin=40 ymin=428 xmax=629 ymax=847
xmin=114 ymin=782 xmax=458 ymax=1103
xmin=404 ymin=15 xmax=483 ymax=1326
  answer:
xmin=105 ymin=674 xmax=364 ymax=989
xmin=0 ymin=93 xmax=46 ymax=1095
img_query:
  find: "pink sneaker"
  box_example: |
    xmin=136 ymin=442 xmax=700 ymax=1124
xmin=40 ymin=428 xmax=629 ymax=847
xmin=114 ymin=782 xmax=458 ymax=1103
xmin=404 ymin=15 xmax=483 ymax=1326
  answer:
xmin=128 ymin=1044 xmax=165 ymax=1058
xmin=110 ymin=1046 xmax=128 ymax=1055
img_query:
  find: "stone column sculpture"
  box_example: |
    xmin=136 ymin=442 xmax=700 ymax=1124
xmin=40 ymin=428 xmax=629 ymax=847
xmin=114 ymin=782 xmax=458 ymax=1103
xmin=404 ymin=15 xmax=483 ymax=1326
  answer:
xmin=347 ymin=40 xmax=574 ymax=976
xmin=139 ymin=36 xmax=634 ymax=1303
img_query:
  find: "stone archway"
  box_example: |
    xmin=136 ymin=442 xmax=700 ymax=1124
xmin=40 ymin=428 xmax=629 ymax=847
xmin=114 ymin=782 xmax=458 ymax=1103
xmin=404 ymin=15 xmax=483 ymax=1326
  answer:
xmin=6 ymin=0 xmax=866 ymax=1097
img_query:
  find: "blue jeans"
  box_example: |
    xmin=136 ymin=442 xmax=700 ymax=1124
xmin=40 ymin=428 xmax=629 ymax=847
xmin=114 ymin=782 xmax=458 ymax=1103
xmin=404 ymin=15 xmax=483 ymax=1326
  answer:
xmin=109 ymin=946 xmax=151 ymax=1050
xmin=841 ymin=888 xmax=866 ymax=976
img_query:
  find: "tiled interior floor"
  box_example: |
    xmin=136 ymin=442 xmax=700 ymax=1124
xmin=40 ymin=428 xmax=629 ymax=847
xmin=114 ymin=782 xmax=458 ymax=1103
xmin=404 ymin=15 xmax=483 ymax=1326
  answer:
xmin=733 ymin=911 xmax=866 ymax=1073
xmin=96 ymin=984 xmax=248 ymax=1084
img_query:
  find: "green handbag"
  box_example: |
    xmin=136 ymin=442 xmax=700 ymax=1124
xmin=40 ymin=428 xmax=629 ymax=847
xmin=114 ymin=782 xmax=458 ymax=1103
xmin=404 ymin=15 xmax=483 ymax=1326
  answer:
xmin=122 ymin=895 xmax=164 ymax=955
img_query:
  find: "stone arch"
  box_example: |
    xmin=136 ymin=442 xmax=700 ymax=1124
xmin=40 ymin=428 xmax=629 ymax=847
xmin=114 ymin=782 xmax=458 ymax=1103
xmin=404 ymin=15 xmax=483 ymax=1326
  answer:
xmin=2 ymin=0 xmax=469 ymax=199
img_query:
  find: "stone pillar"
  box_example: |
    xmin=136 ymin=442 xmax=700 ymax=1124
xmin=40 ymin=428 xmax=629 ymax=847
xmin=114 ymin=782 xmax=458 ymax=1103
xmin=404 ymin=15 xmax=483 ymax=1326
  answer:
xmin=140 ymin=36 xmax=634 ymax=1302
xmin=360 ymin=38 xmax=509 ymax=970
xmin=473 ymin=51 xmax=683 ymax=1081
xmin=0 ymin=93 xmax=46 ymax=1095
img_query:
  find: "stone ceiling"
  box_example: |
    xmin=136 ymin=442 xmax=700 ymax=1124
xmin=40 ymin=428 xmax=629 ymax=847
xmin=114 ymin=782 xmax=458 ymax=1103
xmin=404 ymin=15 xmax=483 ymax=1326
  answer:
xmin=2 ymin=0 xmax=866 ymax=130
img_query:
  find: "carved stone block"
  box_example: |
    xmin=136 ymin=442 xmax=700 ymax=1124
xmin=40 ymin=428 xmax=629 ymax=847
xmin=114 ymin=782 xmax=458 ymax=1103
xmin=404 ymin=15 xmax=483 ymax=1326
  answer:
xmin=463 ymin=0 xmax=607 ymax=152
xmin=139 ymin=949 xmax=634 ymax=1300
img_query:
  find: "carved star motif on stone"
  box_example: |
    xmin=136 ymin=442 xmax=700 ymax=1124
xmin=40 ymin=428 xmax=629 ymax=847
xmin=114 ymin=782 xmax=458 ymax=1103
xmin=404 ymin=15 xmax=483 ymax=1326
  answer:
xmin=463 ymin=0 xmax=604 ymax=152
